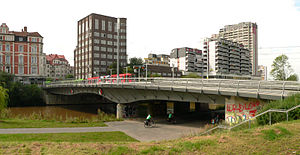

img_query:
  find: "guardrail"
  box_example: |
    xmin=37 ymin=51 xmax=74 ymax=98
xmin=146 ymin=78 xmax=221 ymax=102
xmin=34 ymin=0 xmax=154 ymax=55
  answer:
xmin=199 ymin=104 xmax=300 ymax=136
xmin=44 ymin=78 xmax=300 ymax=99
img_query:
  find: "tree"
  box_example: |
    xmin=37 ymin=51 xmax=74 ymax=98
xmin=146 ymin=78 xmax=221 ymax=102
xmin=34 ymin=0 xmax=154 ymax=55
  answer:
xmin=106 ymin=62 xmax=124 ymax=75
xmin=0 ymin=86 xmax=8 ymax=112
xmin=287 ymin=74 xmax=298 ymax=81
xmin=129 ymin=57 xmax=143 ymax=68
xmin=270 ymin=54 xmax=295 ymax=81
xmin=66 ymin=74 xmax=74 ymax=79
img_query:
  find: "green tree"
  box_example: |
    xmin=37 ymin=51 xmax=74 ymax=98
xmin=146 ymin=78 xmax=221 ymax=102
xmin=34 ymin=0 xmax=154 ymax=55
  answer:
xmin=0 ymin=71 xmax=14 ymax=88
xmin=66 ymin=74 xmax=74 ymax=79
xmin=129 ymin=57 xmax=143 ymax=68
xmin=287 ymin=74 xmax=298 ymax=81
xmin=270 ymin=54 xmax=294 ymax=81
xmin=0 ymin=86 xmax=8 ymax=112
xmin=106 ymin=63 xmax=124 ymax=75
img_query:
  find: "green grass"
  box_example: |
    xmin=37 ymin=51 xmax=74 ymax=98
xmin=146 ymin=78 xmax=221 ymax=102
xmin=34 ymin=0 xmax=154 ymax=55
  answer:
xmin=262 ymin=126 xmax=292 ymax=141
xmin=0 ymin=118 xmax=106 ymax=128
xmin=0 ymin=131 xmax=138 ymax=142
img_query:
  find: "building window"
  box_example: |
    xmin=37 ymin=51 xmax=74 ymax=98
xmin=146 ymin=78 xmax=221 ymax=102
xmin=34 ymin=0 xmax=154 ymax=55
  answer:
xmin=93 ymin=60 xmax=99 ymax=65
xmin=101 ymin=54 xmax=106 ymax=58
xmin=18 ymin=66 xmax=24 ymax=74
xmin=100 ymin=47 xmax=106 ymax=52
xmin=120 ymin=35 xmax=126 ymax=39
xmin=101 ymin=40 xmax=106 ymax=45
xmin=19 ymin=55 xmax=23 ymax=64
xmin=94 ymin=39 xmax=99 ymax=44
xmin=101 ymin=61 xmax=106 ymax=65
xmin=0 ymin=54 xmax=2 ymax=63
xmin=101 ymin=20 xmax=105 ymax=31
xmin=107 ymin=48 xmax=113 ymax=52
xmin=120 ymin=42 xmax=126 ymax=46
xmin=31 ymin=56 xmax=37 ymax=64
xmin=120 ymin=29 xmax=126 ymax=33
xmin=94 ymin=46 xmax=99 ymax=51
xmin=107 ymin=41 xmax=113 ymax=45
xmin=107 ymin=54 xmax=112 ymax=59
xmin=31 ymin=45 xmax=37 ymax=53
xmin=5 ymin=55 xmax=10 ymax=64
xmin=107 ymin=34 xmax=112 ymax=39
xmin=31 ymin=38 xmax=37 ymax=42
xmin=5 ymin=44 xmax=10 ymax=51
xmin=101 ymin=33 xmax=106 ymax=38
xmin=0 ymin=44 xmax=2 ymax=51
xmin=19 ymin=45 xmax=23 ymax=52
xmin=114 ymin=23 xmax=117 ymax=32
xmin=95 ymin=19 xmax=99 ymax=29
xmin=19 ymin=37 xmax=23 ymax=41
xmin=94 ymin=32 xmax=99 ymax=37
xmin=94 ymin=53 xmax=99 ymax=58
xmin=108 ymin=22 xmax=112 ymax=31
xmin=32 ymin=66 xmax=37 ymax=74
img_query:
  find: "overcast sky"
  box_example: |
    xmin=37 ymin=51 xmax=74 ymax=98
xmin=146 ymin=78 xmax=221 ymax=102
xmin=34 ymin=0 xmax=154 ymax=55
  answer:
xmin=1 ymin=0 xmax=300 ymax=79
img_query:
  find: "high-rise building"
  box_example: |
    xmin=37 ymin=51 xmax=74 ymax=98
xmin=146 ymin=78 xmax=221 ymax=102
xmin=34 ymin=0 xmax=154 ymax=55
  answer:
xmin=213 ymin=22 xmax=258 ymax=75
xmin=144 ymin=53 xmax=169 ymax=66
xmin=46 ymin=54 xmax=73 ymax=80
xmin=257 ymin=65 xmax=267 ymax=80
xmin=169 ymin=47 xmax=204 ymax=74
xmin=201 ymin=38 xmax=251 ymax=76
xmin=74 ymin=13 xmax=127 ymax=79
xmin=0 ymin=23 xmax=46 ymax=83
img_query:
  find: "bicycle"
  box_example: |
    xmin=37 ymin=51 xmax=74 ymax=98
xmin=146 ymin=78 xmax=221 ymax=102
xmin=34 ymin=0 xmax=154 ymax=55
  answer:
xmin=144 ymin=119 xmax=155 ymax=128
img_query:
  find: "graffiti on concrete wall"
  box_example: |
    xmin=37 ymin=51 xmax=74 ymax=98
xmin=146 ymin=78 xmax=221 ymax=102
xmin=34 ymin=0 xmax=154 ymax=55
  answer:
xmin=225 ymin=97 xmax=264 ymax=125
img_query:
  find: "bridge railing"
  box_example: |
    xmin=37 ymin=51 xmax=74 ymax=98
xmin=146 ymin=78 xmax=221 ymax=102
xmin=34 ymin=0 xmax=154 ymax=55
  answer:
xmin=44 ymin=78 xmax=300 ymax=97
xmin=199 ymin=104 xmax=300 ymax=136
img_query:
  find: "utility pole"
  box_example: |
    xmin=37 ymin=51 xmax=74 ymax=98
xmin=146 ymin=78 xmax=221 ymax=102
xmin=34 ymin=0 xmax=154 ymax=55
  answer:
xmin=117 ymin=18 xmax=120 ymax=85
xmin=146 ymin=63 xmax=148 ymax=81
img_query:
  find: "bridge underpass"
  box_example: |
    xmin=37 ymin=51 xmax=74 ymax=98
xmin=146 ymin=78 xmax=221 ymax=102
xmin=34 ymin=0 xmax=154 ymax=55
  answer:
xmin=43 ymin=78 xmax=300 ymax=124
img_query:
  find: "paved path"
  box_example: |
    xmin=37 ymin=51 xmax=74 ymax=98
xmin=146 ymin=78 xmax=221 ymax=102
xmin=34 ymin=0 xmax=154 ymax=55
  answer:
xmin=0 ymin=120 xmax=206 ymax=142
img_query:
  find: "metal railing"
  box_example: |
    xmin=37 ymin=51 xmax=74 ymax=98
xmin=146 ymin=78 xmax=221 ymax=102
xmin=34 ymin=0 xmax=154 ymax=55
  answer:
xmin=44 ymin=78 xmax=300 ymax=99
xmin=199 ymin=104 xmax=300 ymax=136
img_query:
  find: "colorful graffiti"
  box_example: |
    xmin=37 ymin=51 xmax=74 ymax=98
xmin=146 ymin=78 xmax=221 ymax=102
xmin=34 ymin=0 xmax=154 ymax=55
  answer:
xmin=225 ymin=97 xmax=264 ymax=125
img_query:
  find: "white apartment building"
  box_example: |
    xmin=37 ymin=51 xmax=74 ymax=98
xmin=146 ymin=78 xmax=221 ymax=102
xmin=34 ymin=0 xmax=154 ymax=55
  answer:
xmin=169 ymin=47 xmax=204 ymax=75
xmin=213 ymin=22 xmax=258 ymax=75
xmin=200 ymin=38 xmax=251 ymax=77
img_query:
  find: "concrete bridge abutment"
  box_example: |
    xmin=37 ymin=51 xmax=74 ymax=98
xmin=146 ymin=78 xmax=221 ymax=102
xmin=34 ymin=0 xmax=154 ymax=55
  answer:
xmin=225 ymin=96 xmax=266 ymax=125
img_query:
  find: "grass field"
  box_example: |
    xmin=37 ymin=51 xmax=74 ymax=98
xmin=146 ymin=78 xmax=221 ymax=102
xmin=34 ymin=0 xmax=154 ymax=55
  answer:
xmin=0 ymin=118 xmax=107 ymax=128
xmin=0 ymin=131 xmax=138 ymax=143
xmin=0 ymin=120 xmax=299 ymax=154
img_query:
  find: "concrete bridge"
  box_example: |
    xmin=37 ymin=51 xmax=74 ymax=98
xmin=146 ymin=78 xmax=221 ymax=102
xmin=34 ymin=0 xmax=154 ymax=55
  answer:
xmin=43 ymin=78 xmax=300 ymax=123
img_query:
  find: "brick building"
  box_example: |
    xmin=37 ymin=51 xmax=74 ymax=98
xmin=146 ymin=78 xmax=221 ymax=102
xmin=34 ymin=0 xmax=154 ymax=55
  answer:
xmin=0 ymin=23 xmax=46 ymax=83
xmin=74 ymin=13 xmax=127 ymax=79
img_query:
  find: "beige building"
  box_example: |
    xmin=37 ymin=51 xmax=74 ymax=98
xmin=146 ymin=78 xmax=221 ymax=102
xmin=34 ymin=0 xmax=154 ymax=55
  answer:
xmin=257 ymin=65 xmax=267 ymax=80
xmin=46 ymin=54 xmax=73 ymax=80
xmin=144 ymin=53 xmax=169 ymax=66
xmin=213 ymin=22 xmax=258 ymax=75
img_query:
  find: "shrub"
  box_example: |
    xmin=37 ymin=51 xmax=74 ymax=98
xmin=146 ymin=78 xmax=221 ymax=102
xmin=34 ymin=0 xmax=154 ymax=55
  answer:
xmin=256 ymin=94 xmax=300 ymax=125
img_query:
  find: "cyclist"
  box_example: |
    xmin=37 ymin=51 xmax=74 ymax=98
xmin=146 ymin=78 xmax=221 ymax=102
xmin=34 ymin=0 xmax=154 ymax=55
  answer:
xmin=146 ymin=114 xmax=152 ymax=125
xmin=167 ymin=112 xmax=173 ymax=122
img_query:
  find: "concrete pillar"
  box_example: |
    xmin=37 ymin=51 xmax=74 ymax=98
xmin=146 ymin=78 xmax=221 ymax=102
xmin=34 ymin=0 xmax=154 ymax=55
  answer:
xmin=147 ymin=103 xmax=153 ymax=115
xmin=117 ymin=103 xmax=124 ymax=119
xmin=225 ymin=96 xmax=265 ymax=125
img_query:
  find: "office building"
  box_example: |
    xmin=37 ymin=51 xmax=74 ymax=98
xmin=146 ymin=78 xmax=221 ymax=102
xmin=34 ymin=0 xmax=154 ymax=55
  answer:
xmin=74 ymin=13 xmax=127 ymax=79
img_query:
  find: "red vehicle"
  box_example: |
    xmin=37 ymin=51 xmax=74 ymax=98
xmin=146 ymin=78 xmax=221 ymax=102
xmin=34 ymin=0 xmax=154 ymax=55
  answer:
xmin=87 ymin=73 xmax=133 ymax=84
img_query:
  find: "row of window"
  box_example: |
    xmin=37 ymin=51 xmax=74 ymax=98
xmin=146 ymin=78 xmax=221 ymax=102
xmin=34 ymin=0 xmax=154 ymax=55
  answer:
xmin=0 ymin=44 xmax=39 ymax=53
xmin=93 ymin=32 xmax=126 ymax=39
xmin=0 ymin=55 xmax=37 ymax=64
xmin=93 ymin=46 xmax=126 ymax=52
xmin=1 ymin=66 xmax=38 ymax=74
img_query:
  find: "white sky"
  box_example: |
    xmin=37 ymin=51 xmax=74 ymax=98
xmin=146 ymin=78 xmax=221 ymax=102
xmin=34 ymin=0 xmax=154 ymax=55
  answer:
xmin=1 ymin=0 xmax=300 ymax=79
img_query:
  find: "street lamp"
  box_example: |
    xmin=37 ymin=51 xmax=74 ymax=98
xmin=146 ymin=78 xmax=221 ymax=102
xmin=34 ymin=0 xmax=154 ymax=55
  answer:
xmin=116 ymin=18 xmax=120 ymax=85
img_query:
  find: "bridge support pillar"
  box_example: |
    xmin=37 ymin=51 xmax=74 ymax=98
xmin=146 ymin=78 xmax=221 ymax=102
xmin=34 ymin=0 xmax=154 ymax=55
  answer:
xmin=117 ymin=103 xmax=125 ymax=119
xmin=225 ymin=96 xmax=265 ymax=125
xmin=147 ymin=103 xmax=153 ymax=115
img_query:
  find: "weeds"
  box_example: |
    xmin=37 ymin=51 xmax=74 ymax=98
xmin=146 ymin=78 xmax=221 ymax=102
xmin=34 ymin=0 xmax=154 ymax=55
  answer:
xmin=0 ymin=108 xmax=119 ymax=124
xmin=261 ymin=126 xmax=292 ymax=141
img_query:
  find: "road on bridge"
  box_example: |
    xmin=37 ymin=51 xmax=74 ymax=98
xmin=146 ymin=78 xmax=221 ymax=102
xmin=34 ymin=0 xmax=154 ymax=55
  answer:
xmin=0 ymin=120 xmax=207 ymax=142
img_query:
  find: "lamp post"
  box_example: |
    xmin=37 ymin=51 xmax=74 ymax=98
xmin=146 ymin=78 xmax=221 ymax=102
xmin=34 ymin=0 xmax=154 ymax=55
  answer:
xmin=146 ymin=63 xmax=148 ymax=81
xmin=117 ymin=18 xmax=120 ymax=85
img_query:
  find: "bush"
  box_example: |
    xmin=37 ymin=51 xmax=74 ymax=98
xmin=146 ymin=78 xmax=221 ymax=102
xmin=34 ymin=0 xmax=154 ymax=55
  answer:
xmin=256 ymin=94 xmax=300 ymax=125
